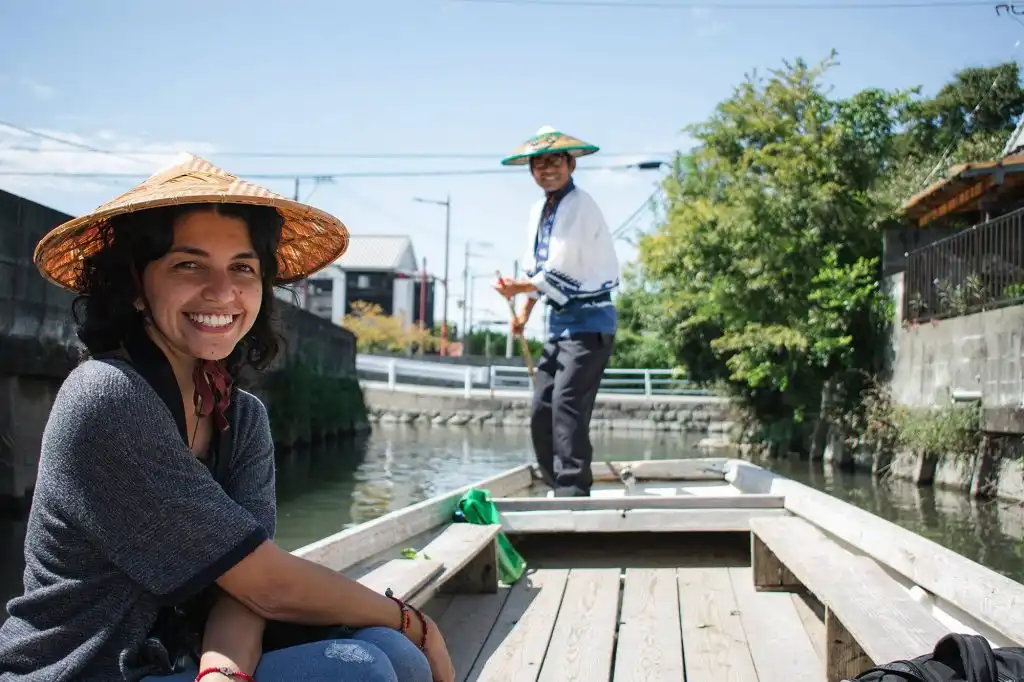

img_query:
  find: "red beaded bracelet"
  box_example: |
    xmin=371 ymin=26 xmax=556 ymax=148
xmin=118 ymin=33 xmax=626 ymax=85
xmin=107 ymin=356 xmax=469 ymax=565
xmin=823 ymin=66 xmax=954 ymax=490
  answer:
xmin=384 ymin=588 xmax=411 ymax=634
xmin=385 ymin=588 xmax=428 ymax=651
xmin=408 ymin=603 xmax=429 ymax=651
xmin=195 ymin=667 xmax=255 ymax=682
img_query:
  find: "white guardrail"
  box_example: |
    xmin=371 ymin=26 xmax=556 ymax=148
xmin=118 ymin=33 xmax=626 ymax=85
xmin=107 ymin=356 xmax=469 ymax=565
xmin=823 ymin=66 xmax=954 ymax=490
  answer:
xmin=355 ymin=354 xmax=711 ymax=399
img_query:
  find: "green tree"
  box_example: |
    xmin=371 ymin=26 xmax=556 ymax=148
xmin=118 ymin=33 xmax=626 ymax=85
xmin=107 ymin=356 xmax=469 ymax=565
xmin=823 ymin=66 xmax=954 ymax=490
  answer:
xmin=607 ymin=271 xmax=676 ymax=370
xmin=881 ymin=62 xmax=1024 ymax=218
xmin=636 ymin=53 xmax=904 ymax=449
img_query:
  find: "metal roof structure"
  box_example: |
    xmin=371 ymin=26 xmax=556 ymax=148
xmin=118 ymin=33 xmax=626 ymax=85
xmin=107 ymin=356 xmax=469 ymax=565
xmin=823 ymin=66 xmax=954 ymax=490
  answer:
xmin=333 ymin=234 xmax=417 ymax=272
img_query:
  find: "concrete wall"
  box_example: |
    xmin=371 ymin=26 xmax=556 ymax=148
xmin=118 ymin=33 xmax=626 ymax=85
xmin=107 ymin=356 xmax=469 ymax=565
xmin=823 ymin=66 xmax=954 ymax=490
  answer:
xmin=0 ymin=189 xmax=81 ymax=380
xmin=889 ymin=298 xmax=1024 ymax=425
xmin=885 ymin=270 xmax=1024 ymax=502
xmin=0 ymin=190 xmax=359 ymax=506
xmin=361 ymin=384 xmax=735 ymax=435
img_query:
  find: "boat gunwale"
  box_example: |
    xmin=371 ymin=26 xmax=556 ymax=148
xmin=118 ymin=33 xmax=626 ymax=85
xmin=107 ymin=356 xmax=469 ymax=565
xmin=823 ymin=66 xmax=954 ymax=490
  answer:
xmin=294 ymin=455 xmax=1024 ymax=648
xmin=725 ymin=459 xmax=1024 ymax=647
xmin=290 ymin=464 xmax=533 ymax=571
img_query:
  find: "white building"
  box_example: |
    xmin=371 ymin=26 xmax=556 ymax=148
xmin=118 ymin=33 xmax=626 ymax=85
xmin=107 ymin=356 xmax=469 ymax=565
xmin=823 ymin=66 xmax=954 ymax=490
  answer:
xmin=280 ymin=235 xmax=430 ymax=330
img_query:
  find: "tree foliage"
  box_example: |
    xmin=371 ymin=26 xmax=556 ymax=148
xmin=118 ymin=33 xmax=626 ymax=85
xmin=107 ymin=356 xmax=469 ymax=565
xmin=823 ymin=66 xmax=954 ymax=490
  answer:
xmin=631 ymin=53 xmax=1024 ymax=450
xmin=342 ymin=300 xmax=439 ymax=354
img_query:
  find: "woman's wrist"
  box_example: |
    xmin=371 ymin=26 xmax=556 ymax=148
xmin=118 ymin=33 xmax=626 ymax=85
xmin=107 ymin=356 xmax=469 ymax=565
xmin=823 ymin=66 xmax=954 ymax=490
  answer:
xmin=384 ymin=588 xmax=428 ymax=650
xmin=195 ymin=668 xmax=254 ymax=682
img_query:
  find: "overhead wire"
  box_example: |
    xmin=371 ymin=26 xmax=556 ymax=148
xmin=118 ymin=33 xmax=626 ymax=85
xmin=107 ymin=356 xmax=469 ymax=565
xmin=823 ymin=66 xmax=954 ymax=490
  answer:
xmin=613 ymin=186 xmax=664 ymax=241
xmin=0 ymin=120 xmax=154 ymax=166
xmin=1 ymin=145 xmax=674 ymax=160
xmin=452 ymin=0 xmax=992 ymax=9
xmin=0 ymin=164 xmax=654 ymax=180
xmin=911 ymin=38 xmax=1023 ymax=194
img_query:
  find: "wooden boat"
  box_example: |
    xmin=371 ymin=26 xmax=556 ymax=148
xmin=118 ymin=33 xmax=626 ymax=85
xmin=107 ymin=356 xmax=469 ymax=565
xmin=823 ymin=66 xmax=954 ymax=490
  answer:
xmin=292 ymin=458 xmax=1024 ymax=682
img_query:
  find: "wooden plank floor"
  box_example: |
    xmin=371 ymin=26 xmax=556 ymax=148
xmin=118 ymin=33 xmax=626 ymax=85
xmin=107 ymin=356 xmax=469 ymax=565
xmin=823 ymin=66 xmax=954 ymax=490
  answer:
xmin=424 ymin=564 xmax=824 ymax=682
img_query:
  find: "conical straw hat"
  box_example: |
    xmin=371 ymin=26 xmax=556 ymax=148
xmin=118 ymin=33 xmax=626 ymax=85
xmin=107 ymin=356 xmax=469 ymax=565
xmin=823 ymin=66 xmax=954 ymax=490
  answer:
xmin=500 ymin=125 xmax=599 ymax=166
xmin=33 ymin=153 xmax=350 ymax=292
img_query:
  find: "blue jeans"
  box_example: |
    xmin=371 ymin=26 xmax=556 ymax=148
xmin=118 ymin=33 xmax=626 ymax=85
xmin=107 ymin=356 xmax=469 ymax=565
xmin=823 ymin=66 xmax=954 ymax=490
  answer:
xmin=140 ymin=627 xmax=432 ymax=682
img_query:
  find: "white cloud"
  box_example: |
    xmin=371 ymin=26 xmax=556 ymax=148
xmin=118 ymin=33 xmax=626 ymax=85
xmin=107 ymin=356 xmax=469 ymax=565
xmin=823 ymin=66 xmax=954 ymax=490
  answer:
xmin=0 ymin=124 xmax=217 ymax=196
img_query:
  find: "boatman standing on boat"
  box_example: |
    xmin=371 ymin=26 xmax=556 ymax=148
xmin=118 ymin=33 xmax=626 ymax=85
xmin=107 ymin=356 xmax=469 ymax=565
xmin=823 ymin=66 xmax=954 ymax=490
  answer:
xmin=493 ymin=126 xmax=620 ymax=497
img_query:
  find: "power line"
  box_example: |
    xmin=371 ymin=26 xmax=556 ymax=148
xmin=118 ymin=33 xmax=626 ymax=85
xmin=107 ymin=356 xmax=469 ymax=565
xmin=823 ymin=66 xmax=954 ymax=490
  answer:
xmin=613 ymin=187 xmax=663 ymax=240
xmin=0 ymin=163 xmax=651 ymax=180
xmin=0 ymin=120 xmax=151 ymax=165
xmin=453 ymin=0 xmax=990 ymax=9
xmin=0 ymin=145 xmax=674 ymax=160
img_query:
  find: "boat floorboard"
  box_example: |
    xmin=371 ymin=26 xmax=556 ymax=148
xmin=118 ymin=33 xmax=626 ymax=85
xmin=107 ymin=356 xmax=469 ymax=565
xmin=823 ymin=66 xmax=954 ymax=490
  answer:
xmin=422 ymin=534 xmax=825 ymax=682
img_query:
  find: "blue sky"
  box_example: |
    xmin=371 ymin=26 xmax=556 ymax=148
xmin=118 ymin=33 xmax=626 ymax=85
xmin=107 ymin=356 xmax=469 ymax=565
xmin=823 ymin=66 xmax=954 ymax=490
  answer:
xmin=1 ymin=0 xmax=1020 ymax=337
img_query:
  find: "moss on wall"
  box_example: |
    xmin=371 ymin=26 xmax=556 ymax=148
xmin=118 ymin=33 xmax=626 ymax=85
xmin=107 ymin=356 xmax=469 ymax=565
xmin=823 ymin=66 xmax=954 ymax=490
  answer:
xmin=261 ymin=360 xmax=370 ymax=448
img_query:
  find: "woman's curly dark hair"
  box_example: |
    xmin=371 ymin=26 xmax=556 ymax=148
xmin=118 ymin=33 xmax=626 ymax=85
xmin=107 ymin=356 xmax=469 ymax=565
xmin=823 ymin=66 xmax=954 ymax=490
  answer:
xmin=71 ymin=203 xmax=285 ymax=375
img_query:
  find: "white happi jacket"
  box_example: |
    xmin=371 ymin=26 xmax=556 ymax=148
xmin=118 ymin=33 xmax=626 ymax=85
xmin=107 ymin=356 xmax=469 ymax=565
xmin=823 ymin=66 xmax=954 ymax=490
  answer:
xmin=521 ymin=184 xmax=620 ymax=307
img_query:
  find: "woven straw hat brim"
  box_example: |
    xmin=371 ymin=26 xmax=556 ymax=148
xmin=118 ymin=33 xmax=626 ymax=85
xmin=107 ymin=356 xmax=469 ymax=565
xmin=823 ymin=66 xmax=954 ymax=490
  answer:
xmin=501 ymin=131 xmax=599 ymax=166
xmin=33 ymin=155 xmax=350 ymax=293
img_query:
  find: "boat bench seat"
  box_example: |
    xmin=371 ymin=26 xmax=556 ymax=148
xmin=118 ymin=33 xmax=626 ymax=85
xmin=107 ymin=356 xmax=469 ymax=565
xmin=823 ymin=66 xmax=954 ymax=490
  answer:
xmin=356 ymin=522 xmax=502 ymax=608
xmin=750 ymin=515 xmax=951 ymax=682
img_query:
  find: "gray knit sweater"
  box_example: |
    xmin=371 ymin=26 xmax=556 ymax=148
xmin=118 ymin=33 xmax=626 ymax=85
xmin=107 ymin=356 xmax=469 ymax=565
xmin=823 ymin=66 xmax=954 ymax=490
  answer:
xmin=0 ymin=349 xmax=276 ymax=681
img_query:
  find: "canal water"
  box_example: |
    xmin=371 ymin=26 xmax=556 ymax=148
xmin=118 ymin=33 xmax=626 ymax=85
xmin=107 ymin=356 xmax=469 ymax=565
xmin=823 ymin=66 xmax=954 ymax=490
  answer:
xmin=2 ymin=427 xmax=1023 ymax=609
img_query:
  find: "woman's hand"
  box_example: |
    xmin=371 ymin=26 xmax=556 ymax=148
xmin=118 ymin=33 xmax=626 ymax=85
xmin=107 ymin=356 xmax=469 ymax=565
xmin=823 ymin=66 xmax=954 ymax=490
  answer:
xmin=423 ymin=615 xmax=456 ymax=682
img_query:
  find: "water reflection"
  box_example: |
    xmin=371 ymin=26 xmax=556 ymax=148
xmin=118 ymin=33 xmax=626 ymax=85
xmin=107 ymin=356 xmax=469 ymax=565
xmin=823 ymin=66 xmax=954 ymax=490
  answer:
xmin=1 ymin=427 xmax=1022 ymax=608
xmin=766 ymin=458 xmax=1024 ymax=583
xmin=272 ymin=427 xmax=708 ymax=551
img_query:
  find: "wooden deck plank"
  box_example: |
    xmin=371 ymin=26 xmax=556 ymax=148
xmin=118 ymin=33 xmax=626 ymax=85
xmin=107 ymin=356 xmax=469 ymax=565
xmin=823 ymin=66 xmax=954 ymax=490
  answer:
xmin=750 ymin=516 xmax=950 ymax=670
xmin=612 ymin=568 xmax=685 ymax=682
xmin=435 ymin=590 xmax=513 ymax=682
xmin=493 ymin=494 xmax=785 ymax=512
xmin=537 ymin=568 xmax=621 ymax=682
xmin=678 ymin=567 xmax=759 ymax=682
xmin=356 ymin=559 xmax=444 ymax=600
xmin=499 ymin=508 xmax=786 ymax=534
xmin=791 ymin=593 xmax=827 ymax=666
xmin=589 ymin=459 xmax=729 ymax=482
xmin=410 ymin=523 xmax=501 ymax=607
xmin=729 ymin=460 xmax=1024 ymax=645
xmin=469 ymin=569 xmax=570 ymax=682
xmin=729 ymin=566 xmax=823 ymax=682
xmin=422 ymin=594 xmax=454 ymax=623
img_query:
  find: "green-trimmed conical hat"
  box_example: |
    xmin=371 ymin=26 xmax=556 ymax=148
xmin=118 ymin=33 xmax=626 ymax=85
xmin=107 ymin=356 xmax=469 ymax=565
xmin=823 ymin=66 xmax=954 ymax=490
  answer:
xmin=500 ymin=125 xmax=600 ymax=166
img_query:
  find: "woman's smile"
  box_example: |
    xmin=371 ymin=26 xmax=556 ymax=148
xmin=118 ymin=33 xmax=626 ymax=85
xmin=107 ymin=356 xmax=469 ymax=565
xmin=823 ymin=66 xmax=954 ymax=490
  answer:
xmin=185 ymin=312 xmax=242 ymax=333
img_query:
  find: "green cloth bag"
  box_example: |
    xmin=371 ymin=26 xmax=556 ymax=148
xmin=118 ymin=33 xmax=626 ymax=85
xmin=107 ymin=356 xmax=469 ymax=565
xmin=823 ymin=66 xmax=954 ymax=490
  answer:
xmin=455 ymin=488 xmax=527 ymax=586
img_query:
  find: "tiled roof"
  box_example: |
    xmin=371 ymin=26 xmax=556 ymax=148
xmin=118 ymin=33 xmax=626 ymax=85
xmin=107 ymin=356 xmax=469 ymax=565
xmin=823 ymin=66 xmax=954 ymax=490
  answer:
xmin=335 ymin=234 xmax=415 ymax=271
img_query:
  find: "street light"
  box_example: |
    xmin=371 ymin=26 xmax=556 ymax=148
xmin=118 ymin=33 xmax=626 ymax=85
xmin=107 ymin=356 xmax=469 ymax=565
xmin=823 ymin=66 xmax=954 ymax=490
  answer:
xmin=631 ymin=160 xmax=671 ymax=171
xmin=413 ymin=194 xmax=451 ymax=354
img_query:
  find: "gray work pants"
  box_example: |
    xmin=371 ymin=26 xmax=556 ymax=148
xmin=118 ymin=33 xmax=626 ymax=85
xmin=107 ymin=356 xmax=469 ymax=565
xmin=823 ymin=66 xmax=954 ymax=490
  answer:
xmin=530 ymin=332 xmax=614 ymax=497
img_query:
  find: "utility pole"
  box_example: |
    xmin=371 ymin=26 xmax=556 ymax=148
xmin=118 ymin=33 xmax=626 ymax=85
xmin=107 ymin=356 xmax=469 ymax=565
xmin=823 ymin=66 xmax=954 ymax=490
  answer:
xmin=419 ymin=257 xmax=427 ymax=355
xmin=443 ymin=194 xmax=451 ymax=350
xmin=462 ymin=241 xmax=470 ymax=341
xmin=413 ymin=194 xmax=452 ymax=355
xmin=293 ymin=177 xmax=311 ymax=311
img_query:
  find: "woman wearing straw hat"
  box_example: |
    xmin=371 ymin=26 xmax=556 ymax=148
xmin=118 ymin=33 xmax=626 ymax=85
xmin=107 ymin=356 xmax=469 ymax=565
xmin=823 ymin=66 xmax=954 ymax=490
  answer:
xmin=0 ymin=155 xmax=454 ymax=682
xmin=493 ymin=127 xmax=620 ymax=498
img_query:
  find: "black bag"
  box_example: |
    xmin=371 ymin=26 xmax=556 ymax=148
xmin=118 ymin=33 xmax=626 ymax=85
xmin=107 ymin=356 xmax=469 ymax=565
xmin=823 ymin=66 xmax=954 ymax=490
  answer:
xmin=845 ymin=633 xmax=1024 ymax=682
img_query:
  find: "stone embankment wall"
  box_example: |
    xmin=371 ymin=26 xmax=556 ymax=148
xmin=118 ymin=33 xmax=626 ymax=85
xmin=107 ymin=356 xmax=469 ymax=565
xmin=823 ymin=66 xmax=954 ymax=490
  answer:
xmin=361 ymin=384 xmax=736 ymax=436
xmin=823 ymin=273 xmax=1024 ymax=504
